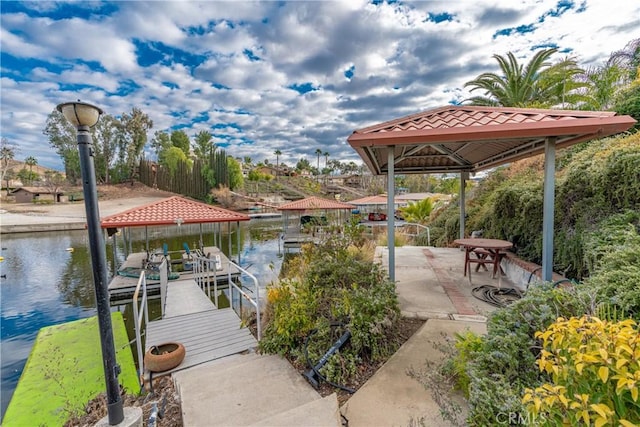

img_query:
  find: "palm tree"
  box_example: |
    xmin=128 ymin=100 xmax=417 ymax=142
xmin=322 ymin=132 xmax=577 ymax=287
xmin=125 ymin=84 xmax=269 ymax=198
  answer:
xmin=464 ymin=48 xmax=571 ymax=107
xmin=24 ymin=156 xmax=38 ymax=185
xmin=315 ymin=148 xmax=322 ymax=181
xmin=579 ymin=64 xmax=626 ymax=110
xmin=274 ymin=149 xmax=282 ymax=181
xmin=322 ymin=151 xmax=330 ymax=184
xmin=25 ymin=156 xmax=37 ymax=173
xmin=399 ymin=198 xmax=434 ymax=224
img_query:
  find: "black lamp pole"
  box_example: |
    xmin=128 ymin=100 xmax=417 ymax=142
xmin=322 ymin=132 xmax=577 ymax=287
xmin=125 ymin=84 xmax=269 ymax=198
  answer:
xmin=58 ymin=102 xmax=124 ymax=425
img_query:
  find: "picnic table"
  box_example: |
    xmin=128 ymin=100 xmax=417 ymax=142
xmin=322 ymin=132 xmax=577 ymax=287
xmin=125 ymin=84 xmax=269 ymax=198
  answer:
xmin=453 ymin=238 xmax=513 ymax=286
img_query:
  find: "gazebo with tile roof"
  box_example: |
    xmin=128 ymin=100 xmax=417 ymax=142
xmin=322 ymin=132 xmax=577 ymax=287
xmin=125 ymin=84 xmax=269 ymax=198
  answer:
xmin=101 ymin=196 xmax=250 ymax=265
xmin=348 ymin=106 xmax=636 ymax=282
xmin=277 ymin=196 xmax=355 ymax=242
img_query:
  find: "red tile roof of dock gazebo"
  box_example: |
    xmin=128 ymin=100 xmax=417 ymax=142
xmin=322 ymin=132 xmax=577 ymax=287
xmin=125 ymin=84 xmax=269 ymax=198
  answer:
xmin=100 ymin=196 xmax=249 ymax=228
xmin=277 ymin=196 xmax=355 ymax=211
xmin=349 ymin=195 xmax=388 ymax=205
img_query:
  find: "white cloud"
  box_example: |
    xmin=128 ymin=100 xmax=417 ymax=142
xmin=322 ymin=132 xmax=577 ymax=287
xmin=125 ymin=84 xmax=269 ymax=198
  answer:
xmin=1 ymin=0 xmax=639 ymax=170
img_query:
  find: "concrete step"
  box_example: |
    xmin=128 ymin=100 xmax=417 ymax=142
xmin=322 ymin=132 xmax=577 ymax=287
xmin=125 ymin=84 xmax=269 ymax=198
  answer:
xmin=173 ymin=353 xmax=327 ymax=426
xmin=248 ymin=393 xmax=341 ymax=427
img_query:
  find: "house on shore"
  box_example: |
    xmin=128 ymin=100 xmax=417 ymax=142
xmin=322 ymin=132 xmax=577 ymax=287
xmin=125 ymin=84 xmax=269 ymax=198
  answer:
xmin=10 ymin=187 xmax=63 ymax=203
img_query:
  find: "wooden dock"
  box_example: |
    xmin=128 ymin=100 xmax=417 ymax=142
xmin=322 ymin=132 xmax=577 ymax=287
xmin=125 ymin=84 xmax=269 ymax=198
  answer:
xmin=144 ymin=279 xmax=257 ymax=375
xmin=108 ymin=246 xmax=240 ymax=302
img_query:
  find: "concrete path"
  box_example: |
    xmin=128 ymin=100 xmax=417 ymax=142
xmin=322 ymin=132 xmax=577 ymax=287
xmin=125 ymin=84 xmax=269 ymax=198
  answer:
xmin=171 ymin=245 xmax=508 ymax=426
xmin=338 ymin=246 xmax=508 ymax=426
xmin=341 ymin=319 xmax=486 ymax=427
xmin=173 ymin=353 xmax=341 ymax=426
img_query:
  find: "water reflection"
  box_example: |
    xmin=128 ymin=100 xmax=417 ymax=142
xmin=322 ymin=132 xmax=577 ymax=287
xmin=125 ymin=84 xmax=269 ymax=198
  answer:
xmin=0 ymin=217 xmax=283 ymax=420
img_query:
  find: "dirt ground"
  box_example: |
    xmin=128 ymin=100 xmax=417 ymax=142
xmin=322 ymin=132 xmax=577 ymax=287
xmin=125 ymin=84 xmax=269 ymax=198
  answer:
xmin=65 ymin=376 xmax=183 ymax=427
xmin=2 ymin=183 xmax=174 ymax=212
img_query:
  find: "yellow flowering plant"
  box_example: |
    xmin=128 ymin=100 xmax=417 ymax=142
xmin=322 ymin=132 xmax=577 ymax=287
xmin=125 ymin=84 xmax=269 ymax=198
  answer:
xmin=523 ymin=316 xmax=640 ymax=426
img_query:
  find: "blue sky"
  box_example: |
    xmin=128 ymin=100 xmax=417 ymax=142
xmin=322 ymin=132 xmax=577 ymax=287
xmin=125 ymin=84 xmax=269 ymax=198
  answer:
xmin=1 ymin=0 xmax=639 ymax=170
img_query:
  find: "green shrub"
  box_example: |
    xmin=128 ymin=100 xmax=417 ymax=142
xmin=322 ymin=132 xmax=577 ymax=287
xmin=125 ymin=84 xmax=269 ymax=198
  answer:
xmin=427 ymin=133 xmax=640 ymax=281
xmin=260 ymin=226 xmax=402 ymax=387
xmin=579 ymin=210 xmax=640 ymax=320
xmin=445 ymin=331 xmax=484 ymax=398
xmin=463 ymin=284 xmax=589 ymax=426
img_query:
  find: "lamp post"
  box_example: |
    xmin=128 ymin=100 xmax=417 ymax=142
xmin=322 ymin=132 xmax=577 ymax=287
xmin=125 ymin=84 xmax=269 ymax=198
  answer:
xmin=56 ymin=101 xmax=124 ymax=425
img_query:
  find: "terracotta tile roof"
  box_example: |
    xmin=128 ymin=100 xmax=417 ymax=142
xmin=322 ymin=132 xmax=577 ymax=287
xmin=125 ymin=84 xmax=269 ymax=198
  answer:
xmin=348 ymin=195 xmax=389 ymax=205
xmin=348 ymin=106 xmax=636 ymax=175
xmin=101 ymin=196 xmax=249 ymax=228
xmin=277 ymin=196 xmax=355 ymax=211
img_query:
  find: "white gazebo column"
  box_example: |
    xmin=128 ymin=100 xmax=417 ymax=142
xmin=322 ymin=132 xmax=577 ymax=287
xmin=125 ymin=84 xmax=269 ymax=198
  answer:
xmin=542 ymin=137 xmax=557 ymax=282
xmin=387 ymin=146 xmax=395 ymax=282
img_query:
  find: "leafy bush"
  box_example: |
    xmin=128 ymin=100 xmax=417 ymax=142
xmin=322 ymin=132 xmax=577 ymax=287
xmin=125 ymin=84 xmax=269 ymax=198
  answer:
xmin=461 ymin=284 xmax=590 ymax=426
xmin=579 ymin=210 xmax=640 ymax=320
xmin=427 ymin=132 xmax=640 ymax=281
xmin=523 ymin=316 xmax=640 ymax=426
xmin=260 ymin=225 xmax=402 ymax=387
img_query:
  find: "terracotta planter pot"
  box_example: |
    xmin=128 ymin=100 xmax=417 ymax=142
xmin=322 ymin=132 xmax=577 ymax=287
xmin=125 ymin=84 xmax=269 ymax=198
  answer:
xmin=144 ymin=342 xmax=186 ymax=372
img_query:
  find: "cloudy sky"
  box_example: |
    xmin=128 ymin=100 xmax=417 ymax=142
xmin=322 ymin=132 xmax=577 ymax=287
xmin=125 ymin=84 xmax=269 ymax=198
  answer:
xmin=1 ymin=0 xmax=639 ymax=170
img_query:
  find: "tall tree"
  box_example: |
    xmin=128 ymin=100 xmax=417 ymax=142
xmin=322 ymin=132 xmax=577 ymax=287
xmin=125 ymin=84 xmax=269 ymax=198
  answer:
xmin=170 ymin=130 xmax=190 ymax=157
xmin=464 ymin=48 xmax=563 ymax=107
xmin=92 ymin=114 xmax=119 ymax=184
xmin=274 ymin=149 xmax=282 ymax=181
xmin=118 ymin=107 xmax=153 ymax=181
xmin=608 ymin=38 xmax=640 ymax=83
xmin=162 ymin=146 xmax=190 ymax=176
xmin=150 ymin=130 xmax=171 ymax=159
xmin=315 ymin=148 xmax=322 ymax=179
xmin=24 ymin=156 xmax=38 ymax=185
xmin=24 ymin=156 xmax=37 ymax=173
xmin=44 ymin=109 xmax=80 ymax=183
xmin=43 ymin=170 xmax=65 ymax=203
xmin=193 ymin=130 xmax=214 ymax=159
xmin=227 ymin=156 xmax=244 ymax=190
xmin=1 ymin=138 xmax=16 ymax=193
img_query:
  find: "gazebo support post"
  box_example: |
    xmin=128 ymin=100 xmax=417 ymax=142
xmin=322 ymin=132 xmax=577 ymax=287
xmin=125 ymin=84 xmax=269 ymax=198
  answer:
xmin=112 ymin=233 xmax=118 ymax=276
xmin=228 ymin=222 xmax=232 ymax=260
xmin=542 ymin=136 xmax=557 ymax=282
xmin=459 ymin=172 xmax=468 ymax=239
xmin=387 ymin=146 xmax=395 ymax=283
xmin=236 ymin=221 xmax=241 ymax=265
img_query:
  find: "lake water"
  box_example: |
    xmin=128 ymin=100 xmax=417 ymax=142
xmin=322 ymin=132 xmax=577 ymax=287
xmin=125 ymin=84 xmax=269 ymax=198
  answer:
xmin=0 ymin=217 xmax=284 ymax=419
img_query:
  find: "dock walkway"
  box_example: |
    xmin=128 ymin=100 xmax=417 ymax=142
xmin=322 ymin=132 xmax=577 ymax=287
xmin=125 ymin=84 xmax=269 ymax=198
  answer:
xmin=108 ymin=246 xmax=240 ymax=302
xmin=145 ymin=279 xmax=257 ymax=375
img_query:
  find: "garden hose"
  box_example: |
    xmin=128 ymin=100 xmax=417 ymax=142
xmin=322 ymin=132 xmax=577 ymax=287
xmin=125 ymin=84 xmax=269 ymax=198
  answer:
xmin=303 ymin=322 xmax=356 ymax=394
xmin=471 ymin=285 xmax=523 ymax=308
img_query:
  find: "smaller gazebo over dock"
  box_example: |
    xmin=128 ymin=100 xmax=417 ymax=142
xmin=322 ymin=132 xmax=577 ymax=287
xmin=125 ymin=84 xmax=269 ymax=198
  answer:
xmin=101 ymin=196 xmax=250 ymax=300
xmin=277 ymin=196 xmax=355 ymax=249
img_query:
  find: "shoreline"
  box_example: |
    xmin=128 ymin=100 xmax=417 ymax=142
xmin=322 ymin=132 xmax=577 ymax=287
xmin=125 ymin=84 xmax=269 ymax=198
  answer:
xmin=0 ymin=196 xmax=170 ymax=234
